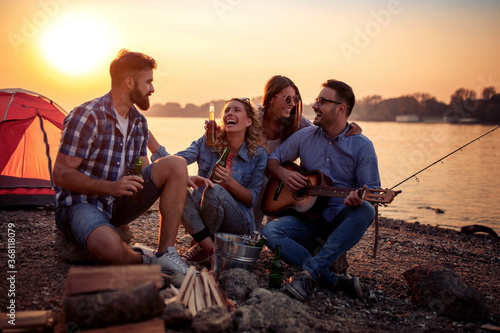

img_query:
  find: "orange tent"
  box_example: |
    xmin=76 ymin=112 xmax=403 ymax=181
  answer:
xmin=0 ymin=88 xmax=67 ymax=207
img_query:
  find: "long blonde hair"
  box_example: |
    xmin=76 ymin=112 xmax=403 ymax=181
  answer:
xmin=214 ymin=98 xmax=264 ymax=156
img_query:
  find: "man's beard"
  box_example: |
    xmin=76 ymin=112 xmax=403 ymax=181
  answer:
xmin=130 ymin=86 xmax=150 ymax=111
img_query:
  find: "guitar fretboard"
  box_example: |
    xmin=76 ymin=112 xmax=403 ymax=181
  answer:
xmin=305 ymin=186 xmax=357 ymax=198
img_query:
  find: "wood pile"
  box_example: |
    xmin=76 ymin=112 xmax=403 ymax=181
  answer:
xmin=58 ymin=265 xmax=165 ymax=332
xmin=168 ymin=266 xmax=233 ymax=315
xmin=0 ymin=265 xmax=233 ymax=332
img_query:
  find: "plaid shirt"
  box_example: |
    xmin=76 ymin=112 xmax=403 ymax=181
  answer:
xmin=55 ymin=92 xmax=148 ymax=218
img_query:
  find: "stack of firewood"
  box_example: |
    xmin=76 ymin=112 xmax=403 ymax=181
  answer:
xmin=60 ymin=265 xmax=165 ymax=332
xmin=169 ymin=266 xmax=232 ymax=315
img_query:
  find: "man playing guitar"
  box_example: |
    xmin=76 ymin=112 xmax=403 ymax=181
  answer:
xmin=261 ymin=79 xmax=381 ymax=301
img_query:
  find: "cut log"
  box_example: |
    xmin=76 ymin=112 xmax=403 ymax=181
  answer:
xmin=201 ymin=270 xmax=213 ymax=307
xmin=177 ymin=266 xmax=196 ymax=304
xmin=207 ymin=272 xmax=225 ymax=307
xmin=65 ymin=265 xmax=163 ymax=295
xmin=64 ymin=281 xmax=163 ymax=330
xmin=187 ymin=284 xmax=197 ymax=315
xmin=194 ymin=274 xmax=206 ymax=312
xmin=0 ymin=310 xmax=54 ymax=332
xmin=73 ymin=318 xmax=165 ymax=333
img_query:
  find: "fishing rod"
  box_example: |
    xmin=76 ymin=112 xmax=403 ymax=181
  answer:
xmin=390 ymin=124 xmax=500 ymax=190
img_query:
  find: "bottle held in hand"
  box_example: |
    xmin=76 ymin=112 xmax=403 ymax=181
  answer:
xmin=210 ymin=147 xmax=230 ymax=182
xmin=206 ymin=103 xmax=217 ymax=146
xmin=132 ymin=157 xmax=143 ymax=205
xmin=254 ymin=235 xmax=267 ymax=247
xmin=269 ymin=244 xmax=283 ymax=289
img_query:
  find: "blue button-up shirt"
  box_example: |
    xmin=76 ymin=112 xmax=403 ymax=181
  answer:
xmin=176 ymin=136 xmax=267 ymax=232
xmin=55 ymin=92 xmax=148 ymax=217
xmin=268 ymin=123 xmax=380 ymax=221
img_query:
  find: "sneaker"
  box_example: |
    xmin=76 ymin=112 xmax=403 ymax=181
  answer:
xmin=151 ymin=249 xmax=189 ymax=275
xmin=182 ymin=244 xmax=213 ymax=267
xmin=333 ymin=276 xmax=363 ymax=298
xmin=284 ymin=272 xmax=317 ymax=301
xmin=132 ymin=244 xmax=153 ymax=264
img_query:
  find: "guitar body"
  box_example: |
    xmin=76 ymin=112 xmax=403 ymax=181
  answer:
xmin=261 ymin=162 xmax=400 ymax=219
xmin=261 ymin=162 xmax=332 ymax=219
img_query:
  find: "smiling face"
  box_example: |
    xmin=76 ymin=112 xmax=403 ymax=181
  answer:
xmin=312 ymin=87 xmax=344 ymax=129
xmin=268 ymin=86 xmax=298 ymax=119
xmin=223 ymin=100 xmax=252 ymax=133
xmin=130 ymin=68 xmax=155 ymax=110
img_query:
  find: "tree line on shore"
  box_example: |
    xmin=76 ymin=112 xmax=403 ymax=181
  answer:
xmin=148 ymin=87 xmax=500 ymax=123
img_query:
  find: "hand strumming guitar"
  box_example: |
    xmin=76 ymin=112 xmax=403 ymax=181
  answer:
xmin=270 ymin=159 xmax=309 ymax=192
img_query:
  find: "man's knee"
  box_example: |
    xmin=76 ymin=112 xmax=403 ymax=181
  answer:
xmin=261 ymin=221 xmax=278 ymax=239
xmin=153 ymin=155 xmax=187 ymax=184
xmin=164 ymin=155 xmax=187 ymax=175
xmin=360 ymin=201 xmax=376 ymax=222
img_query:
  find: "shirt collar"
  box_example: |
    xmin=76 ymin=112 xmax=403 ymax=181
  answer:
xmin=235 ymin=142 xmax=250 ymax=161
xmin=322 ymin=122 xmax=352 ymax=142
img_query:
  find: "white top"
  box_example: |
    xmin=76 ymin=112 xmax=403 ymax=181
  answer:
xmin=115 ymin=108 xmax=129 ymax=178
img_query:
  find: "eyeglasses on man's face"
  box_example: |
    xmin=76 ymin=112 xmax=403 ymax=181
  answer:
xmin=314 ymin=97 xmax=343 ymax=107
xmin=275 ymin=94 xmax=300 ymax=105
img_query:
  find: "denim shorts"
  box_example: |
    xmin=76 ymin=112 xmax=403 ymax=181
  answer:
xmin=55 ymin=163 xmax=162 ymax=248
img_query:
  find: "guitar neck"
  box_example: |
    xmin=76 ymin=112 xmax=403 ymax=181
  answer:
xmin=306 ymin=185 xmax=358 ymax=198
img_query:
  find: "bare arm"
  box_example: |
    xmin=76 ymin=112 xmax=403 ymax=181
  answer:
xmin=147 ymin=130 xmax=161 ymax=154
xmin=52 ymin=152 xmax=143 ymax=197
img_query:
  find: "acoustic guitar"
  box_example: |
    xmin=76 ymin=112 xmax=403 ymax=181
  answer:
xmin=260 ymin=162 xmax=400 ymax=219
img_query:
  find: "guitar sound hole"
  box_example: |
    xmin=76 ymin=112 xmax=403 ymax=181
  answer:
xmin=293 ymin=179 xmax=312 ymax=201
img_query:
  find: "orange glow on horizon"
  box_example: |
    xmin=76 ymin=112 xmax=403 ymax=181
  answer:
xmin=0 ymin=1 xmax=499 ymax=111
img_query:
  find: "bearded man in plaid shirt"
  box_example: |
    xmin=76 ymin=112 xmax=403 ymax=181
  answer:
xmin=53 ymin=49 xmax=190 ymax=275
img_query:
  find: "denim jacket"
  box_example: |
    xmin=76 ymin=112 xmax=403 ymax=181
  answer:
xmin=176 ymin=136 xmax=268 ymax=229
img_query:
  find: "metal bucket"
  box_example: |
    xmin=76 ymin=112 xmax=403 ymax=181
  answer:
xmin=213 ymin=232 xmax=263 ymax=278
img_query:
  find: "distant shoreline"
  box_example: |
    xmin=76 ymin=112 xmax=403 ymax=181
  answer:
xmin=146 ymin=114 xmax=499 ymax=125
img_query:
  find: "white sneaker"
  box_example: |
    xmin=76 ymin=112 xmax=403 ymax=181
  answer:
xmin=151 ymin=249 xmax=189 ymax=275
xmin=131 ymin=244 xmax=153 ymax=264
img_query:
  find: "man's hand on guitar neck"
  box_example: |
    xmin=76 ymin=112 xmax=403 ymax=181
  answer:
xmin=344 ymin=185 xmax=367 ymax=207
xmin=268 ymin=159 xmax=309 ymax=192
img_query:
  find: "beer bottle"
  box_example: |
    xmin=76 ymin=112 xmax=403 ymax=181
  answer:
xmin=269 ymin=244 xmax=283 ymax=289
xmin=254 ymin=235 xmax=267 ymax=247
xmin=132 ymin=157 xmax=143 ymax=205
xmin=206 ymin=103 xmax=217 ymax=146
xmin=210 ymin=147 xmax=230 ymax=181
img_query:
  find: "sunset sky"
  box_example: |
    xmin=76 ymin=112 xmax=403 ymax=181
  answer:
xmin=1 ymin=0 xmax=499 ymax=112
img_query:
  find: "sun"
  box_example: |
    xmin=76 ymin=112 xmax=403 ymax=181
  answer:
xmin=40 ymin=12 xmax=115 ymax=77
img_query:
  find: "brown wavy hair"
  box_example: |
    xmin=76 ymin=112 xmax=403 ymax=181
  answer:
xmin=214 ymin=98 xmax=264 ymax=156
xmin=261 ymin=75 xmax=303 ymax=142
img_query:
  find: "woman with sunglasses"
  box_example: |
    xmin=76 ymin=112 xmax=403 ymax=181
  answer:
xmin=167 ymin=98 xmax=268 ymax=266
xmin=260 ymin=75 xmax=362 ymax=153
xmin=254 ymin=75 xmax=362 ymax=230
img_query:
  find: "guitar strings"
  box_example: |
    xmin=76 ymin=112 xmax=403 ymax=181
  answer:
xmin=390 ymin=124 xmax=500 ymax=190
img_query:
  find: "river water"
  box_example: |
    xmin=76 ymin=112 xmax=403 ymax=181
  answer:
xmin=148 ymin=117 xmax=500 ymax=234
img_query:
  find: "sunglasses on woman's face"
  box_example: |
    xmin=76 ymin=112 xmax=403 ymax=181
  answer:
xmin=275 ymin=94 xmax=300 ymax=105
